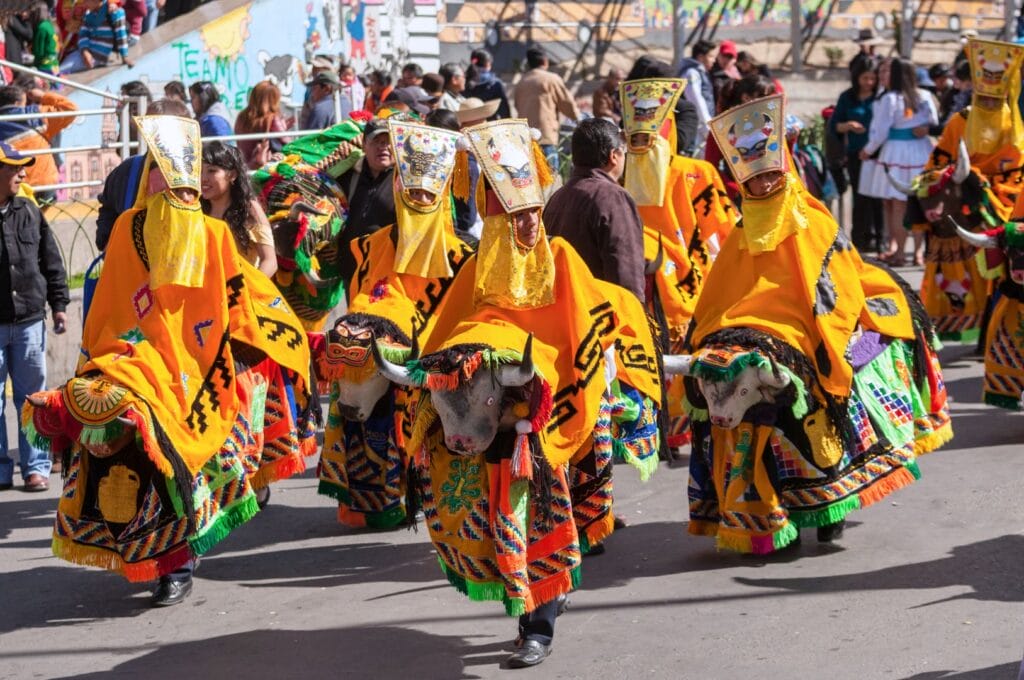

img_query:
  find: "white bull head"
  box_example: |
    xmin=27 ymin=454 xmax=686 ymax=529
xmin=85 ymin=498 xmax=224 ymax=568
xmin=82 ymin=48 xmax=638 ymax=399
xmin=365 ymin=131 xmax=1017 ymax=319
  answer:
xmin=663 ymin=351 xmax=792 ymax=429
xmin=374 ymin=335 xmax=536 ymax=454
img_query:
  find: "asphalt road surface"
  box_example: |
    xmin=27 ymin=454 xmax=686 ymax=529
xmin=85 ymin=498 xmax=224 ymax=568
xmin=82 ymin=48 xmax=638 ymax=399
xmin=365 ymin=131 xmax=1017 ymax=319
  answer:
xmin=3 ymin=270 xmax=1024 ymax=680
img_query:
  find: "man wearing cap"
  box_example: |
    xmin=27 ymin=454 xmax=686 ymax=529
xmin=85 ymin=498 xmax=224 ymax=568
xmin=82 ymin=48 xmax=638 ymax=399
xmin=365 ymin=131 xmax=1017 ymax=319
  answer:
xmin=301 ymin=70 xmax=349 ymax=130
xmin=513 ymin=46 xmax=580 ymax=174
xmin=337 ymin=119 xmax=396 ymax=288
xmin=383 ymin=87 xmax=432 ymax=117
xmin=0 ymin=84 xmax=78 ymax=199
xmin=710 ymin=40 xmax=740 ymax=103
xmin=0 ymin=141 xmax=68 ymax=492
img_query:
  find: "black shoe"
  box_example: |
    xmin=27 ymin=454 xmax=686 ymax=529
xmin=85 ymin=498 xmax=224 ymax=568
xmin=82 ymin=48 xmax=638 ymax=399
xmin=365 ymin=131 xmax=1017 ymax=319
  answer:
xmin=0 ymin=482 xmax=12 ymax=491
xmin=507 ymin=640 xmax=552 ymax=669
xmin=612 ymin=515 xmax=628 ymax=530
xmin=556 ymin=593 xmax=569 ymax=617
xmin=255 ymin=486 xmax=271 ymax=510
xmin=817 ymin=520 xmax=845 ymax=543
xmin=583 ymin=542 xmax=606 ymax=557
xmin=151 ymin=577 xmax=193 ymax=607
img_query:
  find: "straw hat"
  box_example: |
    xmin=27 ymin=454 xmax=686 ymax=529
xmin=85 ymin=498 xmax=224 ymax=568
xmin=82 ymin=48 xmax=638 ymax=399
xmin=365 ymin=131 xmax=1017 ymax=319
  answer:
xmin=456 ymin=98 xmax=501 ymax=124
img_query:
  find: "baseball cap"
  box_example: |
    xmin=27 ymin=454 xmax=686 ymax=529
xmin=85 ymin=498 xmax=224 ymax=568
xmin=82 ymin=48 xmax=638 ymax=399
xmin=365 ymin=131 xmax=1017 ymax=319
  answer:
xmin=0 ymin=141 xmax=35 ymax=167
xmin=363 ymin=118 xmax=389 ymax=141
xmin=718 ymin=40 xmax=738 ymax=57
xmin=928 ymin=64 xmax=952 ymax=80
xmin=385 ymin=87 xmax=432 ymax=115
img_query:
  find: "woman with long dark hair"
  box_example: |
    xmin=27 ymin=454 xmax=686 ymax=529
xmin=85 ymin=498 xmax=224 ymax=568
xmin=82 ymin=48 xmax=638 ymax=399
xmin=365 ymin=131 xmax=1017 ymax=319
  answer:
xmin=831 ymin=58 xmax=883 ymax=252
xmin=200 ymin=141 xmax=278 ymax=277
xmin=189 ymin=81 xmax=232 ymax=137
xmin=859 ymin=58 xmax=937 ymax=266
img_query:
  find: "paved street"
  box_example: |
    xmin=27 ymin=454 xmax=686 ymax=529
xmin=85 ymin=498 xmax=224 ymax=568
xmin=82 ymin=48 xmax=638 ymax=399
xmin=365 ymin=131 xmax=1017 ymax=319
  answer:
xmin=3 ymin=272 xmax=1024 ymax=680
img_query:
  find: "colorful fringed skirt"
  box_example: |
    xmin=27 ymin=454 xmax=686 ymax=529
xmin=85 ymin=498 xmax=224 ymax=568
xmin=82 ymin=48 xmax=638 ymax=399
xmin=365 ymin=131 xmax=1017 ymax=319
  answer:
xmin=420 ymin=430 xmax=581 ymax=616
xmin=919 ymin=236 xmax=988 ymax=342
xmin=983 ymin=292 xmax=1024 ymax=410
xmin=687 ymin=336 xmax=952 ymax=554
xmin=318 ymin=388 xmax=410 ymax=529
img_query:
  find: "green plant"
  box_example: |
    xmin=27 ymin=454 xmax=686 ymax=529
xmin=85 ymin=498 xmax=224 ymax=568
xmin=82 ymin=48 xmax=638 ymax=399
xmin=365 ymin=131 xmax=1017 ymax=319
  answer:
xmin=824 ymin=46 xmax=844 ymax=67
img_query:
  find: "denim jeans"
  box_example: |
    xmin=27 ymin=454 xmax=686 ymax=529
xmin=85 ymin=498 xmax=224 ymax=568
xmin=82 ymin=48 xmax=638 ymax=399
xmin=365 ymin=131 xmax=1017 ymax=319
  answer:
xmin=0 ymin=320 xmax=51 ymax=484
xmin=143 ymin=0 xmax=161 ymax=33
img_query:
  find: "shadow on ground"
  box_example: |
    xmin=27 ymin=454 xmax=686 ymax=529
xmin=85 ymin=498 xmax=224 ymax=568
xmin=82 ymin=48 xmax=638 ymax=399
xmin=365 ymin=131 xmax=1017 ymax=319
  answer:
xmin=902 ymin=661 xmax=1021 ymax=679
xmin=49 ymin=626 xmax=505 ymax=679
xmin=734 ymin=534 xmax=1024 ymax=605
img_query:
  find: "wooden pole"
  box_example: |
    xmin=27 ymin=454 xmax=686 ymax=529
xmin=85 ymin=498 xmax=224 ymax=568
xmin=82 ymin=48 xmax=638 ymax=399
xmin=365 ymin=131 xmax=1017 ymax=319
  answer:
xmin=673 ymin=0 xmax=682 ymax=70
xmin=790 ymin=0 xmax=803 ymax=73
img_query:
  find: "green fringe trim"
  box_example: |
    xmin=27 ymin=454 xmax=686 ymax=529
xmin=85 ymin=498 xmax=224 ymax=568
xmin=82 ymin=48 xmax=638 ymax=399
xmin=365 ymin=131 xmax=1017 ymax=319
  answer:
xmin=571 ymin=564 xmax=582 ymax=589
xmin=326 ymin=149 xmax=362 ymax=178
xmin=438 ymin=557 xmax=525 ymax=616
xmin=317 ymin=479 xmax=351 ymax=504
xmin=188 ymin=494 xmax=259 ymax=556
xmin=788 ymin=495 xmax=861 ymax=528
xmin=78 ymin=420 xmax=124 ymax=446
xmin=579 ymin=532 xmax=592 ymax=555
xmin=612 ymin=438 xmax=659 ymax=482
xmin=294 ymin=245 xmax=313 ymax=277
xmin=363 ymin=504 xmax=407 ymax=529
xmin=772 ymin=521 xmax=801 ymax=550
xmin=682 ymin=392 xmax=709 ymax=421
xmin=166 ymin=475 xmax=184 ymax=517
xmin=937 ymin=328 xmax=980 ymax=343
xmin=984 ymin=392 xmax=1022 ymax=411
xmin=21 ymin=418 xmax=54 ymax=453
xmin=906 ymin=459 xmax=922 ymax=480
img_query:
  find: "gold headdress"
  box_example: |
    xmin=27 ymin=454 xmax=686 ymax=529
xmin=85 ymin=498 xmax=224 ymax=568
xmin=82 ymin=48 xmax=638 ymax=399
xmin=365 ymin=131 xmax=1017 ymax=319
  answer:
xmin=965 ymin=38 xmax=1024 ymax=155
xmin=388 ymin=119 xmax=463 ymax=278
xmin=464 ymin=119 xmax=555 ymax=310
xmin=134 ymin=116 xmax=206 ymax=289
xmin=465 ymin=118 xmax=549 ymax=213
xmin=967 ymin=38 xmax=1024 ymax=99
xmin=709 ymin=94 xmax=787 ymax=185
xmin=621 ymin=78 xmax=685 ymax=151
xmin=135 ymin=115 xmax=201 ymax=192
xmin=620 ymin=78 xmax=685 ymax=207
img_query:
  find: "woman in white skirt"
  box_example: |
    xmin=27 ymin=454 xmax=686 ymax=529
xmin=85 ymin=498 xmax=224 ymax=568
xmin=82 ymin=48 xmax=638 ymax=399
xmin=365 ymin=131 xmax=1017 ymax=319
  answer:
xmin=859 ymin=58 xmax=938 ymax=266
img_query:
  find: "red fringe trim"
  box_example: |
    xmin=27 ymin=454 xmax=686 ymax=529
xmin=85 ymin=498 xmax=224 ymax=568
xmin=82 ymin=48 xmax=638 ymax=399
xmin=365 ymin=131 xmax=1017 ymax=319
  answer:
xmin=251 ymin=452 xmax=307 ymax=489
xmin=337 ymin=505 xmax=368 ymax=528
xmin=530 ymin=381 xmax=553 ymax=432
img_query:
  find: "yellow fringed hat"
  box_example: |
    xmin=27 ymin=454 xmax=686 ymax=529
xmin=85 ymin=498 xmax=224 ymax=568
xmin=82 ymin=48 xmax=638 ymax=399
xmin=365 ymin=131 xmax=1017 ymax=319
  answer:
xmin=388 ymin=119 xmax=463 ymax=207
xmin=135 ymin=116 xmax=201 ymax=192
xmin=464 ymin=118 xmax=550 ymax=213
xmin=709 ymin=94 xmax=787 ymax=184
xmin=620 ymin=78 xmax=685 ymax=151
xmin=967 ymin=38 xmax=1024 ymax=99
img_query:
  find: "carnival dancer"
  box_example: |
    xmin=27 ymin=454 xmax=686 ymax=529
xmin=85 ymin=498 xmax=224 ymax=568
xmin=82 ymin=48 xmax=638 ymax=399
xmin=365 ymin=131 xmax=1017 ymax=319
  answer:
xmin=311 ymin=118 xmax=476 ymax=528
xmin=21 ymin=116 xmax=316 ymax=606
xmin=619 ymin=77 xmax=738 ymax=451
xmin=665 ymin=95 xmax=952 ymax=554
xmin=955 ymin=216 xmax=1024 ymax=410
xmin=373 ymin=119 xmax=662 ymax=668
xmin=901 ymin=38 xmax=1024 ymax=343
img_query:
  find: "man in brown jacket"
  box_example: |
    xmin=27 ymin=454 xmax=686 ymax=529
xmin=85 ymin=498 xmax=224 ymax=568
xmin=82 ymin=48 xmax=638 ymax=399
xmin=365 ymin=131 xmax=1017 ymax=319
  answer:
xmin=591 ymin=68 xmax=625 ymax=124
xmin=512 ymin=46 xmax=579 ymax=174
xmin=543 ymin=118 xmax=644 ymax=301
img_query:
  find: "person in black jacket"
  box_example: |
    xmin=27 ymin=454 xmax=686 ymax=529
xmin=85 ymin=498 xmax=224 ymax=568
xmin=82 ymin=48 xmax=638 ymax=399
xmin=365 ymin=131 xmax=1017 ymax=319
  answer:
xmin=626 ymin=56 xmax=700 ymax=156
xmin=0 ymin=141 xmax=68 ymax=493
xmin=337 ymin=119 xmax=396 ymax=290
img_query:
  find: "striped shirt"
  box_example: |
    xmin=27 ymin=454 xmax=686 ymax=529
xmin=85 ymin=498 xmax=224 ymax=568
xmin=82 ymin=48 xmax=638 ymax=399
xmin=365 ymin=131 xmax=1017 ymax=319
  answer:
xmin=79 ymin=5 xmax=130 ymax=62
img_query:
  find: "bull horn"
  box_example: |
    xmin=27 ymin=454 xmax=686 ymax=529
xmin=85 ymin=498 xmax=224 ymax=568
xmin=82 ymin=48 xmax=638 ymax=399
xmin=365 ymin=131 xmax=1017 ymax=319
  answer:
xmin=287 ymin=200 xmax=327 ymax=221
xmin=498 ymin=334 xmax=535 ymax=387
xmin=662 ymin=354 xmax=694 ymax=376
xmin=26 ymin=393 xmax=48 ymax=408
xmin=117 ymin=416 xmax=137 ymax=429
xmin=953 ymin=141 xmax=971 ymax=184
xmin=886 ymin=169 xmax=914 ymax=196
xmin=756 ymin=365 xmax=792 ymax=390
xmin=645 ymin=236 xmax=664 ymax=276
xmin=948 ymin=216 xmax=1000 ymax=249
xmin=369 ymin=334 xmax=418 ymax=387
xmin=408 ymin=328 xmax=420 ymax=361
